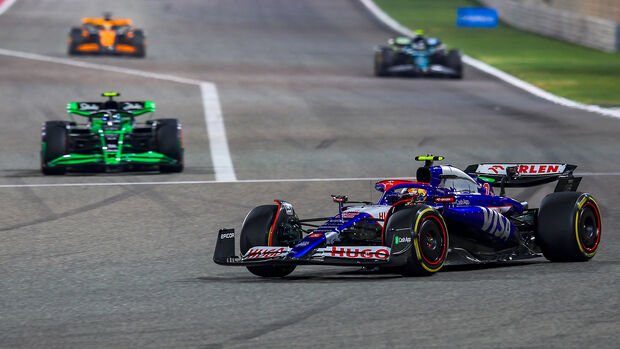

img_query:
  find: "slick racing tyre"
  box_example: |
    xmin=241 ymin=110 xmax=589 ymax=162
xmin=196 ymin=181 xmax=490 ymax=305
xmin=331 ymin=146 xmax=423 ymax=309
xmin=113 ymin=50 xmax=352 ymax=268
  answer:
xmin=131 ymin=29 xmax=146 ymax=58
xmin=537 ymin=192 xmax=601 ymax=262
xmin=240 ymin=204 xmax=300 ymax=277
xmin=374 ymin=47 xmax=393 ymax=77
xmin=68 ymin=28 xmax=82 ymax=55
xmin=447 ymin=49 xmax=463 ymax=79
xmin=384 ymin=205 xmax=448 ymax=276
xmin=155 ymin=119 xmax=184 ymax=173
xmin=41 ymin=121 xmax=69 ymax=175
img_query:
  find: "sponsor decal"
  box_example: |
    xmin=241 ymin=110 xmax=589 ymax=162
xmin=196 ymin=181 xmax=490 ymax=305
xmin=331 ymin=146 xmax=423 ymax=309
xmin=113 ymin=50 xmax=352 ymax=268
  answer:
xmin=455 ymin=199 xmax=470 ymax=206
xmin=79 ymin=103 xmax=99 ymax=111
xmin=476 ymin=164 xmax=565 ymax=176
xmin=296 ymin=241 xmax=310 ymax=247
xmin=122 ymin=102 xmax=144 ymax=110
xmin=378 ymin=212 xmax=387 ymax=220
xmin=516 ymin=164 xmax=564 ymax=175
xmin=308 ymin=233 xmax=323 ymax=238
xmin=481 ymin=207 xmax=511 ymax=241
xmin=220 ymin=232 xmax=234 ymax=239
xmin=395 ymin=236 xmax=411 ymax=244
xmin=456 ymin=8 xmax=498 ymax=28
xmin=328 ymin=246 xmax=390 ymax=260
xmin=341 ymin=211 xmax=358 ymax=219
xmin=244 ymin=246 xmax=290 ymax=259
xmin=487 ymin=165 xmax=505 ymax=174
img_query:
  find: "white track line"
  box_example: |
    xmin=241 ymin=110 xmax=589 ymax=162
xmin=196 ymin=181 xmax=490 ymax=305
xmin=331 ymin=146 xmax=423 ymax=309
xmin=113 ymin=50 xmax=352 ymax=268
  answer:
xmin=0 ymin=48 xmax=203 ymax=85
xmin=0 ymin=48 xmax=237 ymax=181
xmin=0 ymin=173 xmax=616 ymax=189
xmin=360 ymin=0 xmax=620 ymax=119
xmin=201 ymin=83 xmax=237 ymax=181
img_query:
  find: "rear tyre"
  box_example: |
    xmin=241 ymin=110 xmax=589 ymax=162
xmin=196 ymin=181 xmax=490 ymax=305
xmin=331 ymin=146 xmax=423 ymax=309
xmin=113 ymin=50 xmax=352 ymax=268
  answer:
xmin=374 ymin=47 xmax=393 ymax=77
xmin=384 ymin=205 xmax=448 ymax=276
xmin=240 ymin=205 xmax=298 ymax=277
xmin=155 ymin=119 xmax=184 ymax=173
xmin=537 ymin=192 xmax=601 ymax=262
xmin=68 ymin=28 xmax=82 ymax=55
xmin=131 ymin=30 xmax=146 ymax=58
xmin=41 ymin=121 xmax=69 ymax=175
xmin=447 ymin=49 xmax=463 ymax=79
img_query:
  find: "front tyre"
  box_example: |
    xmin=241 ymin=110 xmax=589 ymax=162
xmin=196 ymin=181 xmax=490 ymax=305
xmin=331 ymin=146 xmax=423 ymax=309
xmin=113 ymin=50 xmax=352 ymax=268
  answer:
xmin=374 ymin=47 xmax=393 ymax=77
xmin=131 ymin=29 xmax=146 ymax=58
xmin=384 ymin=205 xmax=449 ymax=276
xmin=447 ymin=49 xmax=463 ymax=79
xmin=537 ymin=192 xmax=601 ymax=262
xmin=240 ymin=205 xmax=298 ymax=277
xmin=68 ymin=28 xmax=82 ymax=55
xmin=41 ymin=121 xmax=69 ymax=175
xmin=155 ymin=119 xmax=184 ymax=173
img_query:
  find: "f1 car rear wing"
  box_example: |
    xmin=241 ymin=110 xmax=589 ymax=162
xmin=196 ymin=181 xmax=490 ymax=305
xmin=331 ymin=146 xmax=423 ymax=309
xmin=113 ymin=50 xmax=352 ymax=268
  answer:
xmin=81 ymin=17 xmax=133 ymax=26
xmin=67 ymin=100 xmax=155 ymax=116
xmin=464 ymin=163 xmax=581 ymax=193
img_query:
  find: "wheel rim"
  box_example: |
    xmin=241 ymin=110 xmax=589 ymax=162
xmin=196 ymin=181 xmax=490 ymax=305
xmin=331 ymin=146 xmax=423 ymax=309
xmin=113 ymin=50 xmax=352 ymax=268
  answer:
xmin=578 ymin=203 xmax=600 ymax=252
xmin=418 ymin=216 xmax=446 ymax=265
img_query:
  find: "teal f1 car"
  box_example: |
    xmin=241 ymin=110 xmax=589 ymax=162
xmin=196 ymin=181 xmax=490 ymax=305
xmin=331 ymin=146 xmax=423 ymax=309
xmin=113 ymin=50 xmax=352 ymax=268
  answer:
xmin=41 ymin=92 xmax=183 ymax=174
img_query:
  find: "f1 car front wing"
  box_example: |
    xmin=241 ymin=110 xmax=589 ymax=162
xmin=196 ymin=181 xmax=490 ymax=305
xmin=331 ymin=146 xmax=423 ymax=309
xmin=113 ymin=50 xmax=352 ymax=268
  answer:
xmin=213 ymin=229 xmax=402 ymax=267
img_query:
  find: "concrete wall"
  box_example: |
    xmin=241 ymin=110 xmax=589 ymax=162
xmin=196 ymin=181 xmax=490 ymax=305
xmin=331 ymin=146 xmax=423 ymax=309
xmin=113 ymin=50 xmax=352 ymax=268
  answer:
xmin=479 ymin=0 xmax=620 ymax=52
xmin=523 ymin=0 xmax=620 ymax=22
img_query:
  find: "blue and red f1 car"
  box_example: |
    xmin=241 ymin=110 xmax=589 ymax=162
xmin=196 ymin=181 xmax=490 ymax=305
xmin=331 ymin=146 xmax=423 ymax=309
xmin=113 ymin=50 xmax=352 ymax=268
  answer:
xmin=213 ymin=156 xmax=601 ymax=277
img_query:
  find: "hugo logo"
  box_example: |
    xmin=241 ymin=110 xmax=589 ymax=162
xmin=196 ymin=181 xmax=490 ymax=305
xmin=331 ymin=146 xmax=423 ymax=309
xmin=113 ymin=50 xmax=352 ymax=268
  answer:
xmin=330 ymin=246 xmax=389 ymax=260
xmin=245 ymin=247 xmax=287 ymax=259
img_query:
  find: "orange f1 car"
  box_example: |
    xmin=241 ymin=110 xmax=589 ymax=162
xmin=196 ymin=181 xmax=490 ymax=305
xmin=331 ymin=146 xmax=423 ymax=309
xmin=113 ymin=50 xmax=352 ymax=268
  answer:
xmin=68 ymin=13 xmax=146 ymax=57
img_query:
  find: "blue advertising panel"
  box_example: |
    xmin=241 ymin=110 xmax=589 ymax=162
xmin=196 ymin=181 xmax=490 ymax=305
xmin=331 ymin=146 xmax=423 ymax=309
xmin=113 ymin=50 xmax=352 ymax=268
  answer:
xmin=456 ymin=7 xmax=498 ymax=28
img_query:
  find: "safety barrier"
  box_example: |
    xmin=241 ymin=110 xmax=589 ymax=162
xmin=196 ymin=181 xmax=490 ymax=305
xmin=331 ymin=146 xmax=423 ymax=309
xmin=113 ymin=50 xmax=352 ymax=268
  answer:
xmin=479 ymin=0 xmax=620 ymax=52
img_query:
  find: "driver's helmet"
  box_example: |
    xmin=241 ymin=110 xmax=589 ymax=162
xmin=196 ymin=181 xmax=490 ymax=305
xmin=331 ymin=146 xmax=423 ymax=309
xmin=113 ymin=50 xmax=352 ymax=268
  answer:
xmin=411 ymin=30 xmax=426 ymax=49
xmin=103 ymin=100 xmax=119 ymax=109
xmin=397 ymin=187 xmax=427 ymax=201
xmin=413 ymin=29 xmax=425 ymax=41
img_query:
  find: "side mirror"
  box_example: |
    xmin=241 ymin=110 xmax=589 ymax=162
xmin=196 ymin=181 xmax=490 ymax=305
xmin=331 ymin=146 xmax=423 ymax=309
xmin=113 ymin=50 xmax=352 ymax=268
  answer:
xmin=331 ymin=195 xmax=348 ymax=203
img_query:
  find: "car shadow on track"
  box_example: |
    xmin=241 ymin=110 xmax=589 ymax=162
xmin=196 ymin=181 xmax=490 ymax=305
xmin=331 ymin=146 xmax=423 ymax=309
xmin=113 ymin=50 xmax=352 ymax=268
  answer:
xmin=191 ymin=261 xmax=546 ymax=284
xmin=0 ymin=166 xmax=214 ymax=178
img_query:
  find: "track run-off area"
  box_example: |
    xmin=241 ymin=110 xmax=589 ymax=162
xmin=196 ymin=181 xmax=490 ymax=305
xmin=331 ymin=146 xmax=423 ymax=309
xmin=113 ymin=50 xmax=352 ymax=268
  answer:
xmin=0 ymin=1 xmax=618 ymax=348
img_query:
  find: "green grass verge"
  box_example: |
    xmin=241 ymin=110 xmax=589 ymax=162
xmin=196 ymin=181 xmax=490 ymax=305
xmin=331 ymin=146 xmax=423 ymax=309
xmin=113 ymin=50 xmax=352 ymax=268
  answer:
xmin=373 ymin=0 xmax=620 ymax=105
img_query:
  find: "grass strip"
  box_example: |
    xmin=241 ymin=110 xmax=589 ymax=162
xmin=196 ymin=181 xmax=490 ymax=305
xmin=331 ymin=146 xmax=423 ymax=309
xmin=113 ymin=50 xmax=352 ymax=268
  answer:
xmin=373 ymin=0 xmax=620 ymax=105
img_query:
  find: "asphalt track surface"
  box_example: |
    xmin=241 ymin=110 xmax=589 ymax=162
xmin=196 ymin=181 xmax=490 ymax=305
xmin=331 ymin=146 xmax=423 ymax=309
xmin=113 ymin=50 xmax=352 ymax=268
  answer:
xmin=0 ymin=1 xmax=618 ymax=348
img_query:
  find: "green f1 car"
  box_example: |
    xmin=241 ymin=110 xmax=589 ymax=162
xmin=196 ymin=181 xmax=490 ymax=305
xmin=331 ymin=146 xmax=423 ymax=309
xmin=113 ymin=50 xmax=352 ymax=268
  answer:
xmin=41 ymin=92 xmax=183 ymax=174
